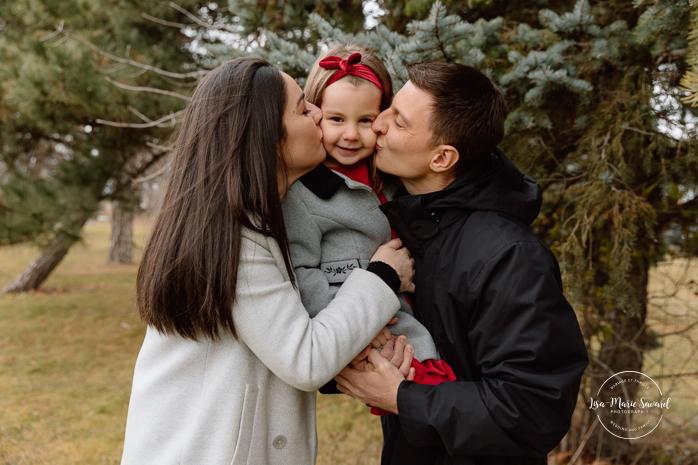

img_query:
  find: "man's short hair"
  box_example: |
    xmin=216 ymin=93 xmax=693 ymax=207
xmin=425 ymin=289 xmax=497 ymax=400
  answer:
xmin=406 ymin=62 xmax=507 ymax=174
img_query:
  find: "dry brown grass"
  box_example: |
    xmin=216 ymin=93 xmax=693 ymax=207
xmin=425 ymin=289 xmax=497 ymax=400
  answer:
xmin=1 ymin=222 xmax=696 ymax=464
xmin=0 ymin=222 xmax=383 ymax=464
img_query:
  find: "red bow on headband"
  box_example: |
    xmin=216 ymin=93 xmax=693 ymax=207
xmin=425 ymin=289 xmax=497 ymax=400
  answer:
xmin=318 ymin=53 xmax=384 ymax=93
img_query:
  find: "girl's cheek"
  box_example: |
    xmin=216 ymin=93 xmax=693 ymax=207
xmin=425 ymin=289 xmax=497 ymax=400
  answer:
xmin=363 ymin=128 xmax=378 ymax=146
xmin=322 ymin=137 xmax=333 ymax=154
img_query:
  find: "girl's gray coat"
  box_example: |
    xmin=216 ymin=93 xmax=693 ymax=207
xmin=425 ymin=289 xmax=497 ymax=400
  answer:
xmin=282 ymin=164 xmax=440 ymax=361
xmin=120 ymin=228 xmax=400 ymax=465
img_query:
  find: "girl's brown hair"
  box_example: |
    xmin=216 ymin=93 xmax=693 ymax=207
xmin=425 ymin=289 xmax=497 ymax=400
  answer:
xmin=136 ymin=57 xmax=295 ymax=341
xmin=305 ymin=44 xmax=393 ymax=190
xmin=304 ymin=44 xmax=393 ymax=112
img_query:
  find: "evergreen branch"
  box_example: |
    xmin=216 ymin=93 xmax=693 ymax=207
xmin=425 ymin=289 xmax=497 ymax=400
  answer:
xmin=95 ymin=110 xmax=185 ymax=128
xmin=59 ymin=30 xmax=209 ymax=79
xmin=655 ymin=48 xmax=686 ymax=64
xmin=104 ymin=77 xmax=191 ymax=101
xmin=167 ymin=2 xmax=239 ymax=33
xmin=141 ymin=13 xmax=190 ymax=29
xmin=656 ymin=196 xmax=698 ymax=220
xmin=432 ymin=3 xmax=451 ymax=62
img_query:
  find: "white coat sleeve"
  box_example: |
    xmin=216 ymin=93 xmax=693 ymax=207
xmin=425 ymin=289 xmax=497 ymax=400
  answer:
xmin=232 ymin=234 xmax=400 ymax=392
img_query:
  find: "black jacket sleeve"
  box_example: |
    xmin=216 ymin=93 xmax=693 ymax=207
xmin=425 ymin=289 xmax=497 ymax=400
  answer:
xmin=396 ymin=241 xmax=588 ymax=457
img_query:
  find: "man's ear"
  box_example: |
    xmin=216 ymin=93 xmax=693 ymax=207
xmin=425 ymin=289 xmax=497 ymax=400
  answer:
xmin=429 ymin=145 xmax=459 ymax=173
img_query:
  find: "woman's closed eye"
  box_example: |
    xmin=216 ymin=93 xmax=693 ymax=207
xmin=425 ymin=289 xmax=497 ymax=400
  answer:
xmin=302 ymin=107 xmax=312 ymax=115
xmin=394 ymin=118 xmax=404 ymax=129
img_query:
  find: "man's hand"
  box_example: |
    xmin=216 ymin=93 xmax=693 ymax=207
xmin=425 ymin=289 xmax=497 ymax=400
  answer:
xmin=335 ymin=345 xmax=415 ymax=415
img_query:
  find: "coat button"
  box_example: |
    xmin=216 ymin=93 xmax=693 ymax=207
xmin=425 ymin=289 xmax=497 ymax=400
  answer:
xmin=273 ymin=435 xmax=287 ymax=449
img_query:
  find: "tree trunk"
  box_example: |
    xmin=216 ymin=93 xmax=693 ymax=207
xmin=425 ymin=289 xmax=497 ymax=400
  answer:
xmin=107 ymin=200 xmax=134 ymax=264
xmin=586 ymin=254 xmax=651 ymax=462
xmin=2 ymin=218 xmax=88 ymax=293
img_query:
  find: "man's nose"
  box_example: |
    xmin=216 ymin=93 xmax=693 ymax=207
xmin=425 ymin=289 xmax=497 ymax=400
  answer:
xmin=310 ymin=103 xmax=322 ymax=125
xmin=373 ymin=110 xmax=388 ymax=135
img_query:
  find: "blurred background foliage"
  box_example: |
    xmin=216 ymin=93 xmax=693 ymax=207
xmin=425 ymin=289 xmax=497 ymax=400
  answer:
xmin=2 ymin=0 xmax=698 ymax=463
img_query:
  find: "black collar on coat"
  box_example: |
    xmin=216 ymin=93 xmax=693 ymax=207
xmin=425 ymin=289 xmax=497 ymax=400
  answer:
xmin=298 ymin=164 xmax=344 ymax=200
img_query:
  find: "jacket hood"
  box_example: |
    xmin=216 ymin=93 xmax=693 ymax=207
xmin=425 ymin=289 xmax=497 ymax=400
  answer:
xmin=380 ymin=149 xmax=542 ymax=253
xmin=425 ymin=148 xmax=542 ymax=225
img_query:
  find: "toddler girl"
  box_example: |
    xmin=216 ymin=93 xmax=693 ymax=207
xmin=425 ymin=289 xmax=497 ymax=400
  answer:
xmin=282 ymin=44 xmax=455 ymax=413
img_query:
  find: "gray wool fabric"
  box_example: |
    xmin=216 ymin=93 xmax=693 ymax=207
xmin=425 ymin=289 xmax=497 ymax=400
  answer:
xmin=282 ymin=166 xmax=440 ymax=362
xmin=120 ymin=228 xmax=400 ymax=465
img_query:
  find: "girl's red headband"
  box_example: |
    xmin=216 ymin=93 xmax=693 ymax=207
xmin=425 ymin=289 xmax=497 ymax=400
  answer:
xmin=318 ymin=53 xmax=384 ymax=94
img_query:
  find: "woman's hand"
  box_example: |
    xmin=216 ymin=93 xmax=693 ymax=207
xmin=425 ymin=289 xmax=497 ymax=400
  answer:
xmin=370 ymin=238 xmax=416 ymax=293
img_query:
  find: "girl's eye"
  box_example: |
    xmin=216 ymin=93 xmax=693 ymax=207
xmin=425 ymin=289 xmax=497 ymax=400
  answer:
xmin=360 ymin=118 xmax=374 ymax=124
xmin=329 ymin=117 xmax=343 ymax=122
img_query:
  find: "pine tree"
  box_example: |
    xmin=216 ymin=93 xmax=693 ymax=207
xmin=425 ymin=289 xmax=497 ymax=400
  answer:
xmin=242 ymin=1 xmax=698 ymax=459
xmin=18 ymin=0 xmax=696 ymax=460
xmin=0 ymin=0 xmax=201 ymax=291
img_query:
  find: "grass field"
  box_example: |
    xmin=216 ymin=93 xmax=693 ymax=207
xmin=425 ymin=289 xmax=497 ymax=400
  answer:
xmin=0 ymin=222 xmax=696 ymax=464
xmin=0 ymin=222 xmax=383 ymax=464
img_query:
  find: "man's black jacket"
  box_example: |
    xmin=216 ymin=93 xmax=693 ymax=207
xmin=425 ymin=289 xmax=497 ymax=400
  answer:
xmin=378 ymin=150 xmax=589 ymax=465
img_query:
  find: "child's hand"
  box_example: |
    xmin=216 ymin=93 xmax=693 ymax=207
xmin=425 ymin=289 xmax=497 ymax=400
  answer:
xmin=369 ymin=318 xmax=397 ymax=348
xmin=350 ymin=317 xmax=398 ymax=366
xmin=381 ymin=335 xmax=415 ymax=380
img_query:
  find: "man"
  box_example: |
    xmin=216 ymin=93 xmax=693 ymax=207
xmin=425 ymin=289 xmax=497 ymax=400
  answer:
xmin=334 ymin=62 xmax=589 ymax=465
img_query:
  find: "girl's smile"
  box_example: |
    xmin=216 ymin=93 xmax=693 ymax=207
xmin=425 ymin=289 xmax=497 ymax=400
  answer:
xmin=319 ymin=79 xmax=382 ymax=167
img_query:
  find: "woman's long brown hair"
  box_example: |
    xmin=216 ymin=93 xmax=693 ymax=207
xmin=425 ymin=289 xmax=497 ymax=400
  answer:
xmin=136 ymin=57 xmax=295 ymax=341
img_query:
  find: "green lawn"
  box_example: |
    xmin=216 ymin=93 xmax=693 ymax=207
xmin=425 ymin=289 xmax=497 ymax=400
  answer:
xmin=0 ymin=222 xmax=696 ymax=464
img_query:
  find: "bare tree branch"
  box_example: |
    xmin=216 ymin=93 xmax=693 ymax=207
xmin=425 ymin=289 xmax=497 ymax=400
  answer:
xmin=104 ymin=76 xmax=190 ymax=101
xmin=658 ymin=318 xmax=698 ymax=338
xmin=127 ymin=106 xmax=154 ymax=123
xmin=167 ymin=1 xmax=239 ymax=33
xmin=39 ymin=20 xmax=65 ymax=42
xmin=53 ymin=28 xmax=209 ymax=79
xmin=124 ymin=151 xmax=170 ymax=182
xmin=133 ymin=162 xmax=171 ymax=183
xmin=141 ymin=12 xmax=190 ymax=29
xmin=146 ymin=141 xmax=174 ymax=152
xmin=96 ymin=109 xmax=185 ymax=128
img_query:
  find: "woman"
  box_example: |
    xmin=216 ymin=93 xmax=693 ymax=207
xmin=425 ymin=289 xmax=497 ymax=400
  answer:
xmin=120 ymin=57 xmax=415 ymax=465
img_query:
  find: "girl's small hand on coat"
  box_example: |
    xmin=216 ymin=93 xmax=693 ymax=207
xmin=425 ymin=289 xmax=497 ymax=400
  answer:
xmin=368 ymin=317 xmax=398 ymax=349
xmin=370 ymin=238 xmax=416 ymax=293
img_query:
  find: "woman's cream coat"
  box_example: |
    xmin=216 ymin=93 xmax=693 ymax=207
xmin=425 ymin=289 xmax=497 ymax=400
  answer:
xmin=120 ymin=228 xmax=400 ymax=465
